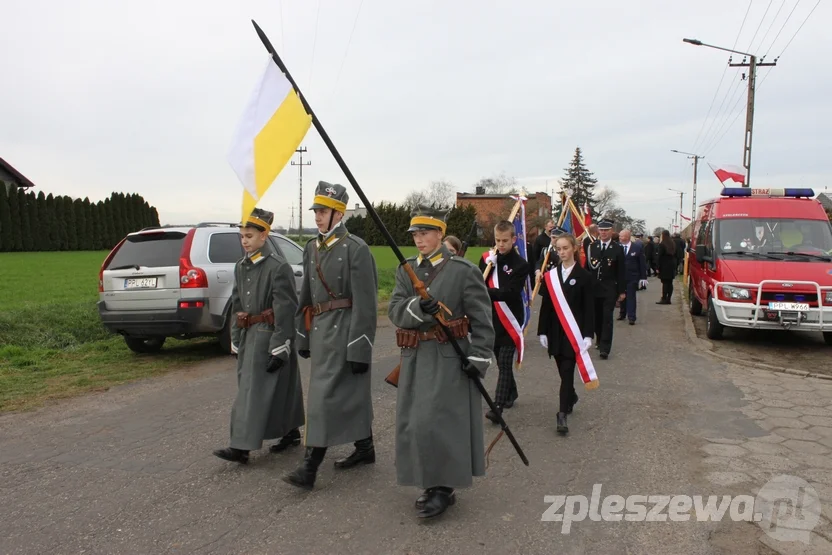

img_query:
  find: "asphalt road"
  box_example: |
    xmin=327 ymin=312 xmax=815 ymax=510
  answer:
xmin=1 ymin=278 xmax=828 ymax=554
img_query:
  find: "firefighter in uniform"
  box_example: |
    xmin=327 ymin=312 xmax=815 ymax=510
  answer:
xmin=586 ymin=219 xmax=626 ymax=359
xmin=282 ymin=182 xmax=378 ymax=490
xmin=388 ymin=205 xmax=495 ymax=519
xmin=213 ymin=208 xmax=306 ymax=464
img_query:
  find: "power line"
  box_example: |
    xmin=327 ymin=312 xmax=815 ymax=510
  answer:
xmin=764 ymin=0 xmax=803 ymax=57
xmin=703 ymin=0 xmax=821 ymax=155
xmin=699 ymin=79 xmax=749 ymax=154
xmin=753 ymin=0 xmax=788 ymax=55
xmin=308 ymin=0 xmax=322 ymax=91
xmin=746 ymin=0 xmax=775 ymax=53
xmin=691 ymin=0 xmax=753 ymax=153
xmin=331 ymin=0 xmax=365 ymax=99
xmin=777 ymin=0 xmax=821 ymax=57
xmin=697 ymin=76 xmax=746 ymax=154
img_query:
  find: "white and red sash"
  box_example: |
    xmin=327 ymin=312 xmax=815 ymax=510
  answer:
xmin=542 ymin=267 xmax=599 ymax=389
xmin=483 ymin=252 xmax=525 ymax=363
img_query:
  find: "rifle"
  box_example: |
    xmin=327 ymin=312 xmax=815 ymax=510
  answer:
xmin=457 ymin=219 xmax=478 ymax=258
xmin=251 ymin=20 xmax=528 ymax=468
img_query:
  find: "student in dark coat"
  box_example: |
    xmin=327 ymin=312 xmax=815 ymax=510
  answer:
xmin=643 ymin=237 xmax=655 ymax=277
xmin=537 ymin=233 xmax=595 ymax=434
xmin=479 ymin=220 xmax=530 ymax=423
xmin=656 ymin=230 xmax=678 ymax=304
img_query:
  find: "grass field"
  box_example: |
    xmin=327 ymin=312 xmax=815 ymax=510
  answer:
xmin=0 ymin=245 xmax=488 ymax=412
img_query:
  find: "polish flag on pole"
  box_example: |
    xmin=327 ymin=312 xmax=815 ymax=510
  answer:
xmin=680 ymin=214 xmax=691 ymax=222
xmin=708 ymin=163 xmax=746 ymax=185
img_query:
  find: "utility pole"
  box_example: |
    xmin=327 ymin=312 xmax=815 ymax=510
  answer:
xmin=668 ymin=188 xmax=685 ymax=233
xmin=291 ymin=147 xmax=311 ymax=237
xmin=727 ymin=56 xmax=776 ymax=188
xmin=671 ymin=150 xmax=704 ymax=225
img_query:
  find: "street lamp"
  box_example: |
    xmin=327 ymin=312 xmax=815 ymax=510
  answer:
xmin=671 ymin=149 xmax=703 ymax=221
xmin=683 ymin=38 xmax=776 ymax=188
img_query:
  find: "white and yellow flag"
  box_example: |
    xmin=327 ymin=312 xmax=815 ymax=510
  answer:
xmin=227 ymin=56 xmax=312 ymax=223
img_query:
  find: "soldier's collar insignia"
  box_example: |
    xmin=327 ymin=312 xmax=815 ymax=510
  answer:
xmin=417 ymin=250 xmax=444 ymax=267
xmin=249 ymin=250 xmax=265 ymax=264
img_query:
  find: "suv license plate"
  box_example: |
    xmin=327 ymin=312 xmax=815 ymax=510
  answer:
xmin=125 ymin=277 xmax=158 ymax=289
xmin=768 ymin=302 xmax=809 ymax=311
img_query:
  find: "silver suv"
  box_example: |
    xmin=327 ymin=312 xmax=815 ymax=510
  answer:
xmin=97 ymin=222 xmax=306 ymax=354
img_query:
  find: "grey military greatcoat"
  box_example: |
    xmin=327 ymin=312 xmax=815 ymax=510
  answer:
xmin=229 ymin=241 xmax=305 ymax=451
xmin=388 ymin=244 xmax=495 ymax=489
xmin=295 ymin=222 xmax=378 ymax=447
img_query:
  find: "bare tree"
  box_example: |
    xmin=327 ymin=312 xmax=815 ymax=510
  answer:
xmin=474 ymin=172 xmax=518 ymax=195
xmin=592 ymin=187 xmax=619 ymax=218
xmin=403 ymin=180 xmax=456 ymax=210
xmin=403 ymin=190 xmax=428 ymax=210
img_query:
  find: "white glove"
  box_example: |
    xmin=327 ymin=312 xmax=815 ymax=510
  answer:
xmin=580 ymin=337 xmax=592 ymax=353
xmin=539 ymin=335 xmax=548 ymax=349
xmin=639 ymin=279 xmax=648 ymax=289
xmin=486 ymin=253 xmax=498 ymax=266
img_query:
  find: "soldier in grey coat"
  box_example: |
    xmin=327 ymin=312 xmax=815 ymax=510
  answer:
xmin=213 ymin=208 xmax=306 ymax=465
xmin=388 ymin=205 xmax=495 ymax=518
xmin=283 ymin=182 xmax=378 ymax=490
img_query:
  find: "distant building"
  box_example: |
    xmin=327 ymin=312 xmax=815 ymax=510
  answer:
xmin=0 ymin=157 xmax=35 ymax=192
xmin=344 ymin=203 xmax=367 ymax=221
xmin=817 ymin=192 xmax=832 ymax=212
xmin=456 ymin=189 xmax=552 ymax=239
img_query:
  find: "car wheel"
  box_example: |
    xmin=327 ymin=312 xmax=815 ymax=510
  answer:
xmin=823 ymin=332 xmax=832 ymax=346
xmin=689 ymin=282 xmax=702 ymax=316
xmin=706 ymin=297 xmax=724 ymax=340
xmin=124 ymin=336 xmax=166 ymax=354
xmin=219 ymin=310 xmax=233 ymax=354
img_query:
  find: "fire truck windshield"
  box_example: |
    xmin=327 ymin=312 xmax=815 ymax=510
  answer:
xmin=716 ymin=218 xmax=832 ymax=259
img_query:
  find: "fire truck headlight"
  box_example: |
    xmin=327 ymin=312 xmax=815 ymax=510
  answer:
xmin=723 ymin=286 xmax=751 ymax=300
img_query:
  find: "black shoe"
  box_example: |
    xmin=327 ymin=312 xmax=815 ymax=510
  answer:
xmin=213 ymin=447 xmax=249 ymax=464
xmin=485 ymin=405 xmax=503 ymax=424
xmin=567 ymin=393 xmax=578 ymax=414
xmin=503 ymin=399 xmax=515 ymax=409
xmin=416 ymin=488 xmax=431 ymax=509
xmin=334 ymin=437 xmax=375 ymax=469
xmin=600 ymin=352 xmax=609 ymax=359
xmin=629 ymin=320 xmax=635 ymax=325
xmin=282 ymin=447 xmax=326 ymax=490
xmin=417 ymin=487 xmax=456 ymax=518
xmin=617 ymin=315 xmax=626 ymax=321
xmin=269 ymin=428 xmax=301 ymax=453
xmin=557 ymin=412 xmax=568 ymax=434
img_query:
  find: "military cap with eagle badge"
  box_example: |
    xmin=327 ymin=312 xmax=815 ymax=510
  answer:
xmin=310 ymin=181 xmax=349 ymax=213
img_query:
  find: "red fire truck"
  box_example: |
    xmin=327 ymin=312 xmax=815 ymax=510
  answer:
xmin=687 ymin=187 xmax=832 ymax=345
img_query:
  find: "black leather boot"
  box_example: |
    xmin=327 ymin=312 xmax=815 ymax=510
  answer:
xmin=213 ymin=447 xmax=249 ymax=464
xmin=282 ymin=447 xmax=326 ymax=490
xmin=269 ymin=428 xmax=301 ymax=453
xmin=334 ymin=435 xmax=375 ymax=469
xmin=417 ymin=487 xmax=456 ymax=518
xmin=567 ymin=392 xmax=579 ymax=414
xmin=415 ymin=488 xmax=431 ymax=509
xmin=557 ymin=412 xmax=568 ymax=435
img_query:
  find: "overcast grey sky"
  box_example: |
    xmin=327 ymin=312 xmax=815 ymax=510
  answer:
xmin=1 ymin=0 xmax=828 ymax=234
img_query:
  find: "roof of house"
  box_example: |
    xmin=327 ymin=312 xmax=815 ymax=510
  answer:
xmin=456 ymin=192 xmax=549 ymax=200
xmin=0 ymin=157 xmax=35 ymax=189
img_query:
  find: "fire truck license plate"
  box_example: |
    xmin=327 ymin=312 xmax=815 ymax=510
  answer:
xmin=768 ymin=302 xmax=809 ymax=311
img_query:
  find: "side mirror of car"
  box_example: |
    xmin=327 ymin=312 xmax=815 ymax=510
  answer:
xmin=695 ymin=244 xmax=713 ymax=263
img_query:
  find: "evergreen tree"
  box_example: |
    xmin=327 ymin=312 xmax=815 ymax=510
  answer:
xmin=94 ymin=201 xmax=106 ymax=250
xmin=150 ymin=206 xmax=160 ymax=227
xmin=83 ymin=198 xmax=95 ymax=251
xmin=46 ymin=193 xmax=59 ymax=250
xmin=103 ymin=198 xmax=116 ymax=248
xmin=8 ymin=185 xmax=23 ymax=251
xmin=19 ymin=188 xmax=34 ymax=251
xmin=36 ymin=192 xmax=47 ymax=251
xmin=0 ymin=182 xmax=11 ymax=252
xmin=73 ymin=198 xmax=87 ymax=249
xmin=557 ymin=147 xmax=599 ymax=218
xmin=55 ymin=196 xmax=69 ymax=250
xmin=27 ymin=191 xmax=39 ymax=251
xmin=64 ymin=196 xmax=78 ymax=250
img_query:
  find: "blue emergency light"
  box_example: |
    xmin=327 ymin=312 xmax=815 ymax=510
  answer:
xmin=721 ymin=187 xmax=815 ymax=198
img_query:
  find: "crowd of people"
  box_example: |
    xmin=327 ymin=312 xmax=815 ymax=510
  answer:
xmin=211 ymin=188 xmax=690 ymax=521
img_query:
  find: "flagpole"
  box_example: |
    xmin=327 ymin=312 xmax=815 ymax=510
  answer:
xmin=250 ymin=19 xmax=529 ymax=466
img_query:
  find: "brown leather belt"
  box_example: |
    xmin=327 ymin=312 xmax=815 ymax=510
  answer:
xmin=311 ymin=298 xmax=352 ymax=315
xmin=418 ymin=328 xmax=445 ymax=341
xmin=236 ymin=309 xmax=274 ymax=329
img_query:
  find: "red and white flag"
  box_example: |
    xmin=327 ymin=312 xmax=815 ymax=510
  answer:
xmin=583 ymin=201 xmax=591 ymax=227
xmin=482 ymin=251 xmax=525 ymax=363
xmin=542 ymin=268 xmax=599 ymax=389
xmin=708 ymin=163 xmax=746 ymax=185
xmin=680 ymin=214 xmax=691 ymax=222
